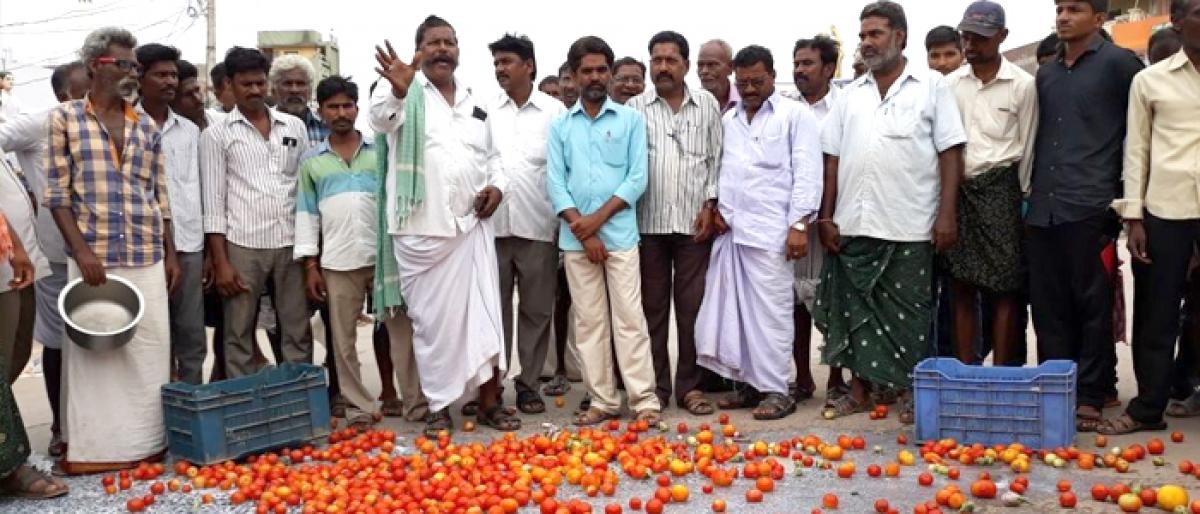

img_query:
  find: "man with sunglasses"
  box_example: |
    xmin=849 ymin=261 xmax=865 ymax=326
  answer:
xmin=44 ymin=27 xmax=179 ymax=474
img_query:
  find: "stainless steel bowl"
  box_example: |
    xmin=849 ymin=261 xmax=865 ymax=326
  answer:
xmin=58 ymin=275 xmax=145 ymax=351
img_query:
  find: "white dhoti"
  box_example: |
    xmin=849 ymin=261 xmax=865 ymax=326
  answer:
xmin=393 ymin=217 xmax=509 ymax=412
xmin=64 ymin=260 xmax=169 ymax=463
xmin=695 ymin=234 xmax=794 ymax=395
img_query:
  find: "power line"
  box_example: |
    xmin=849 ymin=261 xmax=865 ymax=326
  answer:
xmin=0 ymin=0 xmax=136 ymax=29
xmin=5 ymin=7 xmax=190 ymax=73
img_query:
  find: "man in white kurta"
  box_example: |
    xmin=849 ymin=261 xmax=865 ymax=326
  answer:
xmin=369 ymin=17 xmax=517 ymax=435
xmin=695 ymin=46 xmax=823 ymax=420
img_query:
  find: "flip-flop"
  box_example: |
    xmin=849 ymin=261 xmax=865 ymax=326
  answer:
xmin=0 ymin=465 xmax=69 ymax=499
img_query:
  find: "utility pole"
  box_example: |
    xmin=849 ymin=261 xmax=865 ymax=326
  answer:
xmin=204 ymin=0 xmax=216 ymax=102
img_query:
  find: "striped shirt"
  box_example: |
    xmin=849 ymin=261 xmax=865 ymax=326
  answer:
xmin=291 ymin=107 xmax=329 ymax=145
xmin=139 ymin=104 xmax=204 ymax=253
xmin=200 ymin=106 xmax=311 ymax=249
xmin=294 ymin=136 xmax=379 ymax=271
xmin=43 ymin=98 xmax=171 ymax=267
xmin=626 ymin=87 xmax=723 ymax=235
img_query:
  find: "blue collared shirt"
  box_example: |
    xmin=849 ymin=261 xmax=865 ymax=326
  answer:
xmin=546 ymin=98 xmax=648 ymax=252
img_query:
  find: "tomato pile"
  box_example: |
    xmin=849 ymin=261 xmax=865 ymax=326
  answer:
xmin=97 ymin=420 xmax=1194 ymax=513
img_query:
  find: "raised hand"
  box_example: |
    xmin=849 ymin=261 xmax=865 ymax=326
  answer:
xmin=374 ymin=40 xmax=421 ymax=99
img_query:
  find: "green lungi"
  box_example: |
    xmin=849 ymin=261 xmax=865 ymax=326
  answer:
xmin=814 ymin=237 xmax=934 ymax=389
xmin=0 ymin=373 xmax=30 ymax=477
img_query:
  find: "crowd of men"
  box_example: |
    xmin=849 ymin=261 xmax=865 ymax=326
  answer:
xmin=0 ymin=0 xmax=1198 ymax=495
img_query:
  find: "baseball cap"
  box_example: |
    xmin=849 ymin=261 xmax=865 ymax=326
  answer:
xmin=958 ymin=0 xmax=1007 ymax=37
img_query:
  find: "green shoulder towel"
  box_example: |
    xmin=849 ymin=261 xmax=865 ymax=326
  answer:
xmin=373 ymin=81 xmax=426 ymax=318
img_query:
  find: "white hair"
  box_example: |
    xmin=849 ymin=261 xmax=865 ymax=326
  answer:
xmin=701 ymin=39 xmax=734 ymax=61
xmin=80 ymin=27 xmax=138 ymax=62
xmin=268 ymin=54 xmax=315 ymax=85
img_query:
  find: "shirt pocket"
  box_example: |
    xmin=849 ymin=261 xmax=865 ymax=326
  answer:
xmin=980 ymin=102 xmax=1018 ymax=140
xmin=752 ymin=131 xmax=788 ymax=170
xmin=879 ymin=102 xmax=919 ymax=139
xmin=524 ymin=135 xmax=548 ymax=167
xmin=600 ymin=134 xmax=628 ymax=168
xmin=678 ymin=123 xmax=708 ymax=157
xmin=461 ymin=117 xmax=489 ymax=156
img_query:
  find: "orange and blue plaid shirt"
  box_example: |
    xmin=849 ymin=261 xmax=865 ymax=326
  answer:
xmin=43 ymin=98 xmax=171 ymax=267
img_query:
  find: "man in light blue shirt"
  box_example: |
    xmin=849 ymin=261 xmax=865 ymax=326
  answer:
xmin=546 ymin=35 xmax=661 ymax=426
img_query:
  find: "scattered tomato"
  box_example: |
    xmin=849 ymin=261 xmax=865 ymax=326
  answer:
xmin=1060 ymin=491 xmax=1077 ymax=508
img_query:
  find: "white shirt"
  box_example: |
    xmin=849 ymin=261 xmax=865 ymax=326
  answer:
xmin=139 ymin=105 xmax=203 ymax=253
xmin=783 ymin=84 xmax=841 ymax=122
xmin=947 ymin=59 xmax=1038 ymax=190
xmin=0 ymin=90 xmax=21 ymax=123
xmin=0 ymin=108 xmax=66 ymax=263
xmin=200 ymin=106 xmax=311 ymax=249
xmin=627 ymin=86 xmax=724 ymax=235
xmin=718 ymin=93 xmax=823 ymax=253
xmin=204 ymin=108 xmax=226 ymax=128
xmin=0 ymin=157 xmax=50 ymax=293
xmin=486 ymin=90 xmax=565 ymax=242
xmin=369 ymin=74 xmax=506 ymax=237
xmin=822 ymin=62 xmax=966 ymax=242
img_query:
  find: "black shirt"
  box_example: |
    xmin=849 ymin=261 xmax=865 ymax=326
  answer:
xmin=1026 ymin=34 xmax=1144 ymax=227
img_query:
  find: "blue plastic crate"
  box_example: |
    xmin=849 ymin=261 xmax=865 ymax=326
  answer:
xmin=914 ymin=358 xmax=1076 ymax=449
xmin=161 ymin=363 xmax=331 ymax=465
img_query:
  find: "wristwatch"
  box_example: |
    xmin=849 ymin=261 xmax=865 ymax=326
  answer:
xmin=791 ymin=221 xmax=807 ymax=233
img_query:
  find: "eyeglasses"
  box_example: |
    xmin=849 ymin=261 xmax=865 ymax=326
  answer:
xmin=95 ymin=56 xmax=142 ymax=73
xmin=734 ymin=78 xmax=770 ymax=89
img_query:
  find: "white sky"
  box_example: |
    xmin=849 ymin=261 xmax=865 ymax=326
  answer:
xmin=0 ymin=0 xmax=1057 ymax=115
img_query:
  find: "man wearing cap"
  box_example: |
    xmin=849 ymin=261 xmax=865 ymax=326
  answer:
xmin=943 ymin=1 xmax=1037 ymax=368
xmin=1027 ymin=0 xmax=1143 ymax=432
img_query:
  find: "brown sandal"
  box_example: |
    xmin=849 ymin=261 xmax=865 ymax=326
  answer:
xmin=0 ymin=465 xmax=69 ymax=499
xmin=822 ymin=393 xmax=872 ymax=420
xmin=1096 ymin=414 xmax=1167 ymax=436
xmin=682 ymin=390 xmax=716 ymax=416
xmin=635 ymin=409 xmax=662 ymax=426
xmin=380 ymin=398 xmax=404 ymax=417
xmin=573 ymin=408 xmax=620 ymax=426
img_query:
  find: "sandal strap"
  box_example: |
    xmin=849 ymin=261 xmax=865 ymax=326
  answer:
xmin=5 ymin=466 xmax=62 ymax=495
xmin=758 ymin=393 xmax=795 ymax=412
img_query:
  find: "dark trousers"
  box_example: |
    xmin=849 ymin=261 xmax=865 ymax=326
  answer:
xmin=1127 ymin=214 xmax=1200 ymax=424
xmin=1027 ymin=214 xmax=1118 ymax=409
xmin=42 ymin=347 xmax=61 ymax=436
xmin=640 ymin=234 xmax=711 ymax=406
xmin=932 ymin=266 xmax=1029 ymax=365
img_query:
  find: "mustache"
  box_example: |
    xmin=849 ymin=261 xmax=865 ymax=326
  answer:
xmin=428 ymin=55 xmax=455 ymax=65
xmin=281 ymin=95 xmax=306 ymax=104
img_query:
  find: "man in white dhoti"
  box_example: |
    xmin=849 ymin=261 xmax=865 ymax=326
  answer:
xmin=370 ymin=15 xmax=519 ymax=436
xmin=45 ymin=27 xmax=181 ymax=474
xmin=695 ymin=45 xmax=823 ymax=421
